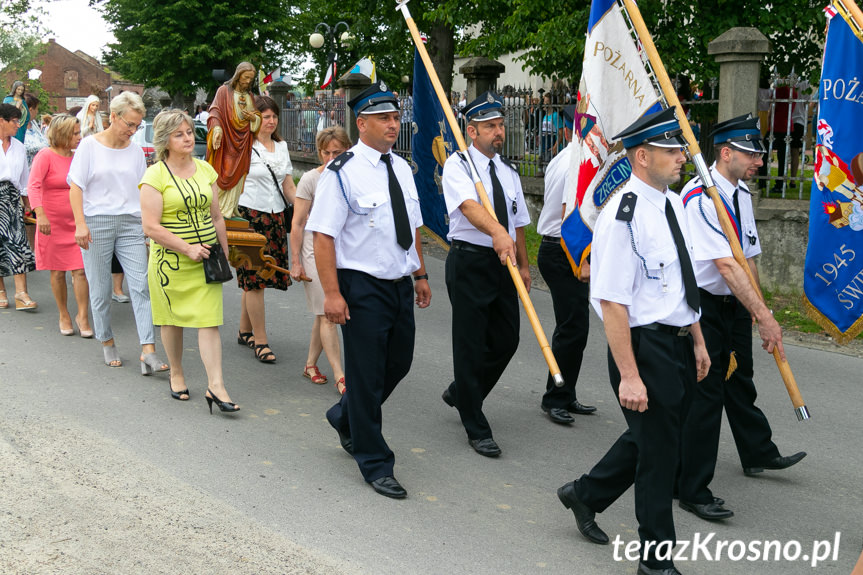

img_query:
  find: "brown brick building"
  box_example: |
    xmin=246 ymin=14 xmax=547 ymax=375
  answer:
xmin=2 ymin=39 xmax=143 ymax=114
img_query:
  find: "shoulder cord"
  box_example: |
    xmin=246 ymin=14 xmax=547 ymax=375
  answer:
xmin=626 ymin=220 xmax=659 ymax=280
xmin=698 ymin=193 xmax=728 ymax=239
xmin=334 ymin=169 xmax=369 ymax=216
xmin=252 ymin=147 xmax=287 ymax=211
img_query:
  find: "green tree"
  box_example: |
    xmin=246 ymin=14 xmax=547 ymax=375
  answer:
xmin=0 ymin=0 xmax=47 ymax=77
xmin=97 ymin=0 xmax=296 ymax=100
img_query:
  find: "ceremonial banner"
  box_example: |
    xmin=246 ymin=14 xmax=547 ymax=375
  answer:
xmin=410 ymin=48 xmax=454 ymax=244
xmin=348 ymin=57 xmax=377 ymax=82
xmin=560 ymin=0 xmax=662 ymax=272
xmin=803 ymin=2 xmax=863 ymax=343
xmin=320 ymin=57 xmax=336 ymax=89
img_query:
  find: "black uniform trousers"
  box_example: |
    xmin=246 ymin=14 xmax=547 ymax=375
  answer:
xmin=445 ymin=241 xmax=519 ymax=440
xmin=574 ymin=328 xmax=694 ymax=570
xmin=679 ymin=291 xmax=780 ymax=502
xmin=325 ymin=269 xmax=415 ymax=483
xmin=537 ymin=238 xmax=590 ymax=408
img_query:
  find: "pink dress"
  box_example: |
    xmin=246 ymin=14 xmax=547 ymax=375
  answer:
xmin=27 ymin=148 xmax=83 ymax=271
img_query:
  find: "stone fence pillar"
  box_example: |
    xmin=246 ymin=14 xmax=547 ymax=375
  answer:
xmin=338 ymin=72 xmax=372 ymax=144
xmin=459 ymin=57 xmax=505 ymax=104
xmin=708 ymin=27 xmax=771 ymax=122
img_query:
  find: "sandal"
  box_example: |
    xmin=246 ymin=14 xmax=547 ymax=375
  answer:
xmin=14 ymin=292 xmax=37 ymax=311
xmin=140 ymin=352 xmax=170 ymax=376
xmin=335 ymin=377 xmax=346 ymax=395
xmin=237 ymin=330 xmax=255 ymax=348
xmin=103 ymin=344 xmax=122 ymax=367
xmin=0 ymin=290 xmax=7 ymax=309
xmin=303 ymin=365 xmax=328 ymax=384
xmin=254 ymin=343 xmax=276 ymax=363
xmin=169 ymin=375 xmax=189 ymax=401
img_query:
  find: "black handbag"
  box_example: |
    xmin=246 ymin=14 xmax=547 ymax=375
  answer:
xmin=162 ymin=161 xmax=233 ymax=284
xmin=201 ymin=242 xmax=233 ymax=284
xmin=253 ymin=147 xmax=293 ymax=232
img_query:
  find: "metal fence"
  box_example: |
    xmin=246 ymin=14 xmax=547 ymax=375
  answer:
xmin=279 ymin=75 xmax=817 ymax=200
xmin=281 ymin=94 xmax=346 ymax=154
xmin=759 ymin=73 xmax=817 ymax=199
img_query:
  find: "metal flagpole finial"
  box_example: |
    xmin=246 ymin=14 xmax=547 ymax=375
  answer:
xmin=396 ymin=0 xmax=410 ymax=11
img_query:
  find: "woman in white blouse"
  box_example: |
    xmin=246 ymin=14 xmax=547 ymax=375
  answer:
xmin=235 ymin=95 xmax=295 ymax=363
xmin=0 ymin=103 xmax=37 ymax=310
xmin=68 ymin=92 xmax=169 ymax=373
xmin=76 ymin=95 xmax=104 ymax=139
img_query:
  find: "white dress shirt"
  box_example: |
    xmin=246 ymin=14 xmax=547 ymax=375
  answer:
xmin=0 ymin=137 xmax=28 ymax=194
xmin=305 ymin=139 xmax=423 ymax=280
xmin=682 ymin=163 xmax=761 ymax=296
xmin=441 ymin=144 xmax=530 ymax=246
xmin=239 ymin=140 xmax=292 ymax=213
xmin=590 ymin=174 xmax=701 ymax=328
xmin=536 ymin=142 xmax=573 ymax=237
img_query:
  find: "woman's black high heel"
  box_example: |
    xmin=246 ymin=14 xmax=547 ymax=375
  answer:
xmin=205 ymin=388 xmax=240 ymax=414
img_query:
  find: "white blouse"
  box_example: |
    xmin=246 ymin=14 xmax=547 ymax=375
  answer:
xmin=67 ymin=135 xmax=147 ymax=217
xmin=239 ymin=139 xmax=292 ymax=213
xmin=0 ymin=137 xmax=29 ymax=194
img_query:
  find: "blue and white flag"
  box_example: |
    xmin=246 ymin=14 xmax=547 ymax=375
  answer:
xmin=560 ymin=0 xmax=662 ymax=273
xmin=410 ymin=48 xmax=454 ymax=244
xmin=803 ymin=2 xmax=863 ymax=344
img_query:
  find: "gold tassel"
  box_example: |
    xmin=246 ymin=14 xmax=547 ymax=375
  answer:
xmin=725 ymin=351 xmax=737 ymax=381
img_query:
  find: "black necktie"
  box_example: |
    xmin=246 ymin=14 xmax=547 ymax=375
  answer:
xmin=665 ymin=198 xmax=700 ymax=312
xmin=732 ymin=188 xmax=742 ymax=240
xmin=488 ymin=160 xmax=509 ymax=231
xmin=381 ymin=154 xmax=412 ymax=251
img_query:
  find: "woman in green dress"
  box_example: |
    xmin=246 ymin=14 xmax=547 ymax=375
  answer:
xmin=140 ymin=109 xmax=238 ymax=414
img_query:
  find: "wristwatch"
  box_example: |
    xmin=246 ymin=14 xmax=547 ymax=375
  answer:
xmin=413 ymin=273 xmax=429 ymax=281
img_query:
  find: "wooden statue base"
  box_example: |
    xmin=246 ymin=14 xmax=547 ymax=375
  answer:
xmin=225 ymin=219 xmax=291 ymax=283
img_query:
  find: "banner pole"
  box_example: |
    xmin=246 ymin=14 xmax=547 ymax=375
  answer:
xmin=622 ymin=0 xmax=809 ymax=420
xmin=396 ymin=0 xmax=565 ymax=387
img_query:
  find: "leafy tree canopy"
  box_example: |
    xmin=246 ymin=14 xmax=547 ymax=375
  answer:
xmin=0 ymin=0 xmax=47 ymax=77
xmin=98 ymin=0 xmax=297 ymax=98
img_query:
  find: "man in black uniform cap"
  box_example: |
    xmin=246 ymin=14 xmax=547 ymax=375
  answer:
xmin=306 ymin=81 xmax=432 ymax=499
xmin=440 ymin=91 xmax=531 ymax=457
xmin=677 ymin=113 xmax=805 ymax=520
xmin=556 ymin=107 xmax=710 ymax=575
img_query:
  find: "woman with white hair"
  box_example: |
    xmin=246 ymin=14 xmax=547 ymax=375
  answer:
xmin=68 ymin=91 xmax=168 ymax=373
xmin=77 ymin=95 xmax=104 ymax=139
xmin=140 ymin=109 xmax=237 ymax=413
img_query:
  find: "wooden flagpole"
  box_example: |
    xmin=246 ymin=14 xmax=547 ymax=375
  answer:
xmin=622 ymin=0 xmax=809 ymax=420
xmin=395 ymin=0 xmax=565 ymax=387
xmin=837 ymin=0 xmax=863 ymax=30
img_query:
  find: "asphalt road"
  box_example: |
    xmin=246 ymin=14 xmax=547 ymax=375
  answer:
xmin=1 ymin=250 xmax=861 ymax=575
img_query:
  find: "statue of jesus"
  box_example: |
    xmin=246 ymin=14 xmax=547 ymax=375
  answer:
xmin=207 ymin=62 xmax=262 ymax=219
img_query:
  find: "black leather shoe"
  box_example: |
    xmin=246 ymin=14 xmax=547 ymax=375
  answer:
xmin=674 ymin=492 xmax=725 ymax=507
xmin=469 ymin=437 xmax=501 ymax=457
xmin=743 ymin=451 xmax=806 ymax=476
xmin=336 ymin=429 xmax=353 ymax=455
xmin=557 ymin=481 xmax=609 ymax=544
xmin=370 ymin=476 xmax=407 ymax=499
xmin=679 ymin=500 xmax=734 ymax=520
xmin=542 ymin=405 xmax=574 ymax=424
xmin=637 ymin=562 xmax=682 ymax=575
xmin=568 ymin=400 xmax=597 ymax=414
xmin=441 ymin=388 xmax=455 ymax=408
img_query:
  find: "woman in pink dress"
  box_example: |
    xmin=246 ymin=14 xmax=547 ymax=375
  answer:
xmin=28 ymin=114 xmax=93 ymax=337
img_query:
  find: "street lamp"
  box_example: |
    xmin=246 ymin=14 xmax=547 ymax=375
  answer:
xmin=309 ymin=21 xmax=351 ymax=96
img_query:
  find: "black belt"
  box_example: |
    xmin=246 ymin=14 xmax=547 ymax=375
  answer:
xmin=701 ymin=290 xmax=736 ymax=304
xmin=541 ymin=235 xmax=561 ymax=244
xmin=638 ymin=322 xmax=691 ymax=336
xmin=387 ymin=275 xmax=411 ymax=283
xmin=451 ymin=240 xmax=496 ymax=254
